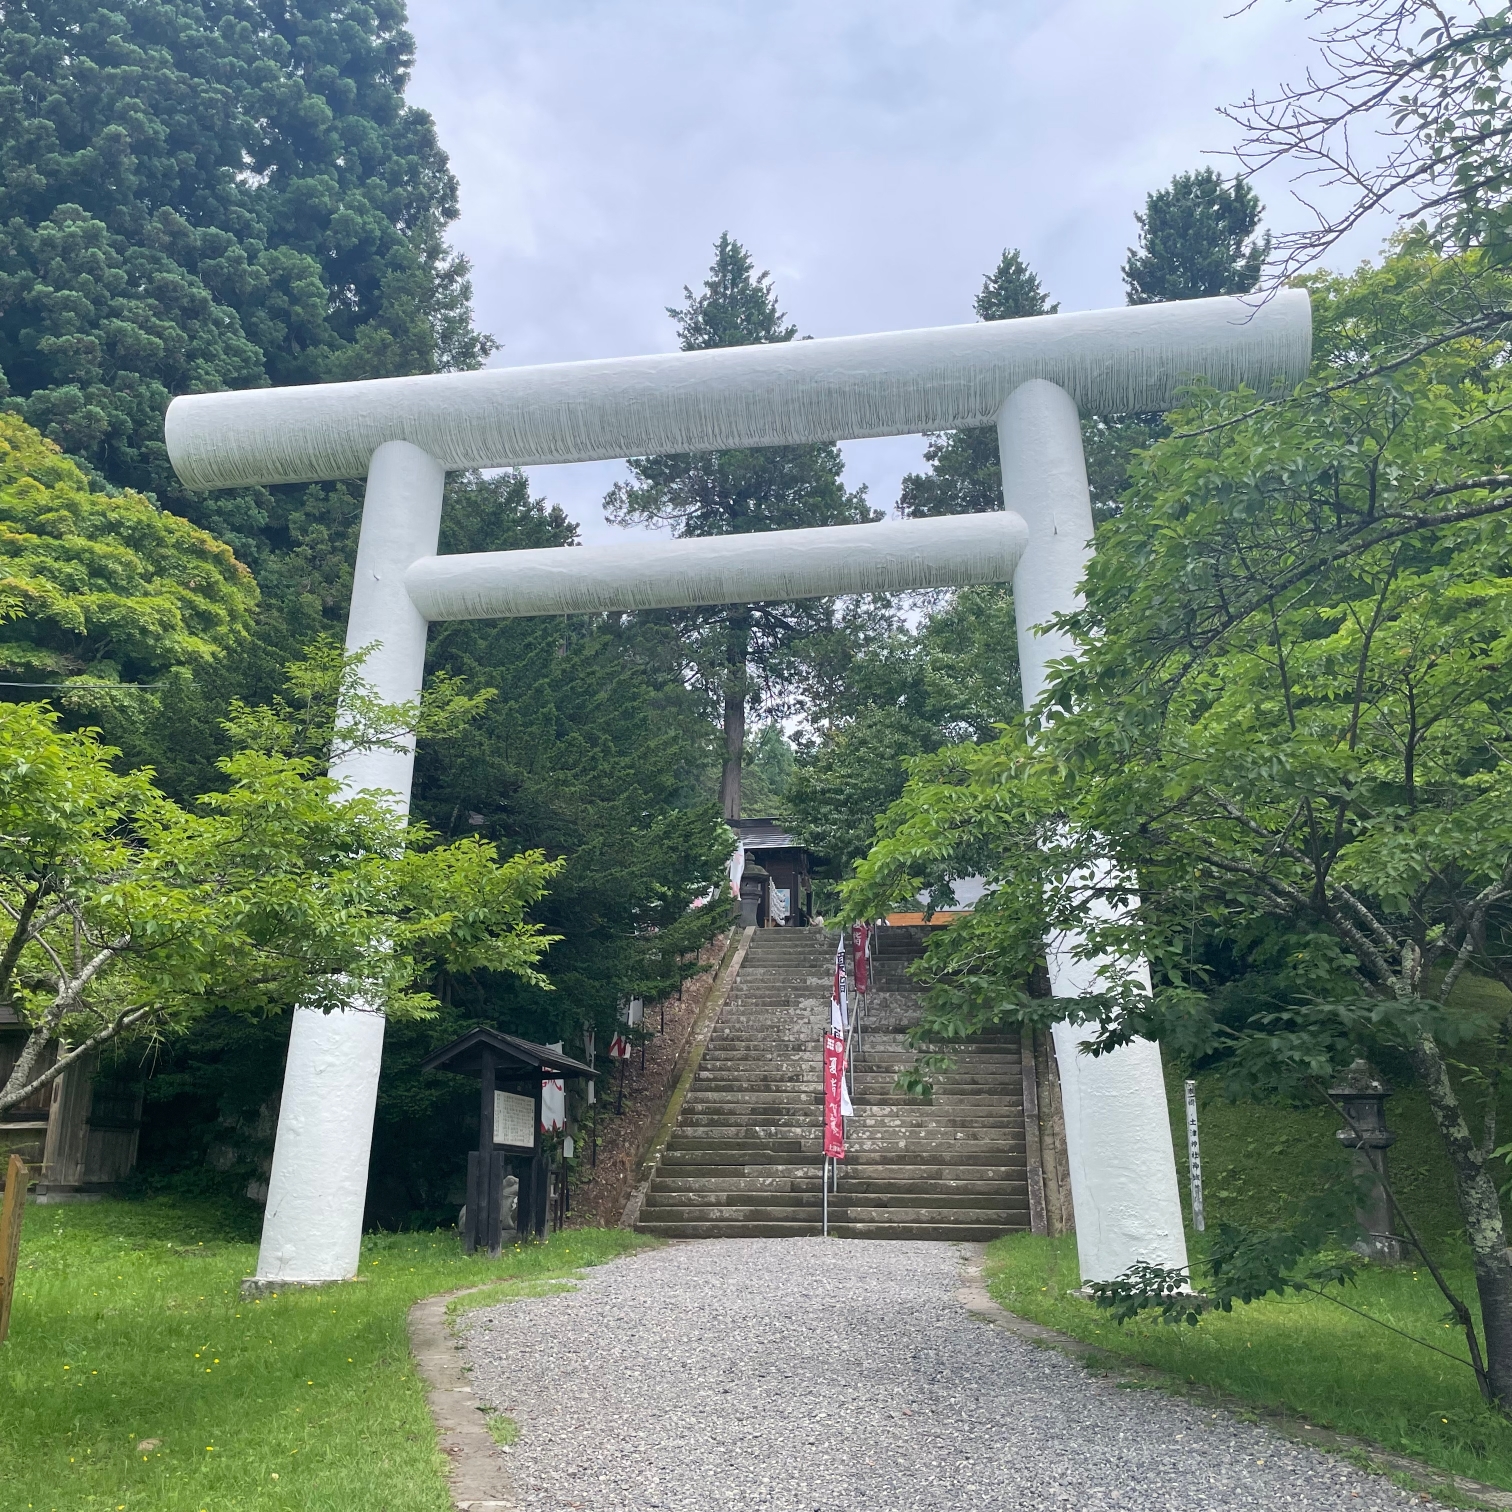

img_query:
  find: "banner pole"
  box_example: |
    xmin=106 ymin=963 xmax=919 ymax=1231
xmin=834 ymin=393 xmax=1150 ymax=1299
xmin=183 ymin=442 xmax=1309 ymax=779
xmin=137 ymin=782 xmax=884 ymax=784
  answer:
xmin=822 ymin=1158 xmax=829 ymax=1237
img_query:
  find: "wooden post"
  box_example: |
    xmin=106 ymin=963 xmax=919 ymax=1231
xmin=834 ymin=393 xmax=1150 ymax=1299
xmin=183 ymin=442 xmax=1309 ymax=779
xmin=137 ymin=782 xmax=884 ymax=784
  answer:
xmin=478 ymin=1049 xmax=501 ymax=1257
xmin=1021 ymin=1028 xmax=1048 ymax=1236
xmin=531 ymin=1080 xmax=546 ymax=1240
xmin=463 ymin=1151 xmax=480 ymax=1256
xmin=0 ymin=1153 xmax=28 ymax=1344
xmin=40 ymin=1050 xmax=95 ymax=1194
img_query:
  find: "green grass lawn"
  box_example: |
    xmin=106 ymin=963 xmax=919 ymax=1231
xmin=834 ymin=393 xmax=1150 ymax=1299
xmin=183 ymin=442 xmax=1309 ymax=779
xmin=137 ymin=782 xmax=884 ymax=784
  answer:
xmin=981 ymin=976 xmax=1512 ymax=1495
xmin=0 ymin=1196 xmax=647 ymax=1512
xmin=985 ymin=1233 xmax=1512 ymax=1491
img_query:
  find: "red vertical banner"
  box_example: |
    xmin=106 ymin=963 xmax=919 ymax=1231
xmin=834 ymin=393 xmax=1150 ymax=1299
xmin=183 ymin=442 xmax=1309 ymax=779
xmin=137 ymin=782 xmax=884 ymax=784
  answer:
xmin=823 ymin=1032 xmax=847 ymax=1159
xmin=851 ymin=922 xmax=870 ymax=994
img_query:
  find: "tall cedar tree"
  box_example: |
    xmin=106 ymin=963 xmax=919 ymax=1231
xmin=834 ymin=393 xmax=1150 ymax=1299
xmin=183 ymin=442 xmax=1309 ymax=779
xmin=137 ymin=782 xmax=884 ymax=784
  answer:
xmin=606 ymin=234 xmax=874 ymax=820
xmin=1122 ymin=169 xmax=1270 ymax=303
xmin=1082 ymin=170 xmax=1271 ymax=509
xmin=0 ymin=0 xmax=490 ymax=618
xmin=897 ymin=248 xmax=1056 ymax=519
xmin=0 ymin=0 xmax=502 ymax=792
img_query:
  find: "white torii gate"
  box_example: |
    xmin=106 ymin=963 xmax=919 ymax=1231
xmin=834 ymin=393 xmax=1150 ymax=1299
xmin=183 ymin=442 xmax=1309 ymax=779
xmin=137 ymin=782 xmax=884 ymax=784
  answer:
xmin=166 ymin=289 xmax=1312 ymax=1287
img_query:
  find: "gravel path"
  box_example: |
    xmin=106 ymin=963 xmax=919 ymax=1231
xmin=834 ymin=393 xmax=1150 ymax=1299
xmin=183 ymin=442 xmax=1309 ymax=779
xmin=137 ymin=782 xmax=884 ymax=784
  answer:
xmin=462 ymin=1238 xmax=1440 ymax=1512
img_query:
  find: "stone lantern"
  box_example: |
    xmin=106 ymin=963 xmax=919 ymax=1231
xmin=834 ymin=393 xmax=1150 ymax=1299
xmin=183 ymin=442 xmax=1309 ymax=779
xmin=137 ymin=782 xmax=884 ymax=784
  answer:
xmin=1331 ymin=1059 xmax=1404 ymax=1263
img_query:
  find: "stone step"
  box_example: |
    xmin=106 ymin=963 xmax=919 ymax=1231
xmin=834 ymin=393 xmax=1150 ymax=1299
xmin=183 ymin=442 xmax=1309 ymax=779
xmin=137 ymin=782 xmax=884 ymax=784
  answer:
xmin=634 ymin=1220 xmax=1024 ymax=1241
xmin=677 ymin=1122 xmax=1023 ymax=1138
xmin=823 ymin=1177 xmax=1030 ymax=1198
xmin=824 ymin=1222 xmax=1025 ymax=1242
xmin=702 ymin=1047 xmax=1019 ymax=1062
xmin=636 ymin=1220 xmax=825 ymax=1239
xmin=669 ymin=1135 xmax=814 ymax=1152
xmin=638 ymin=1205 xmax=1025 ymax=1230
xmin=679 ymin=1096 xmax=1017 ymax=1114
xmin=641 ymin=1192 xmax=821 ymax=1212
xmin=663 ymin=1143 xmax=1024 ymax=1165
xmin=642 ymin=1190 xmax=1026 ymax=1215
xmin=648 ymin=1175 xmax=825 ymax=1193
xmin=823 ymin=1204 xmax=1026 ymax=1225
xmin=691 ymin=1080 xmax=824 ymax=1093
xmin=669 ymin=1127 xmax=1025 ymax=1146
xmin=689 ymin=1076 xmax=1024 ymax=1093
xmin=835 ymin=1148 xmax=1026 ymax=1167
xmin=658 ymin=1154 xmax=1024 ymax=1176
xmin=654 ymin=1160 xmax=834 ymax=1177
xmin=648 ymin=1174 xmax=1026 ymax=1197
xmin=679 ymin=1112 xmax=1022 ymax=1129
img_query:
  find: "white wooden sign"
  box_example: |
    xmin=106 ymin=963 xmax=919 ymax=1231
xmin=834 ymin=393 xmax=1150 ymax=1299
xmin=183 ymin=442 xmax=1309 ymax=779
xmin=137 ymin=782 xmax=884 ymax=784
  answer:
xmin=494 ymin=1090 xmax=535 ymax=1151
xmin=1184 ymin=1078 xmax=1205 ymax=1233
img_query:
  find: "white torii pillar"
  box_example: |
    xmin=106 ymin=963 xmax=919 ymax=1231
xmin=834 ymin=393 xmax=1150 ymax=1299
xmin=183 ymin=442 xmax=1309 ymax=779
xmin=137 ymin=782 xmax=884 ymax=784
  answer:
xmin=166 ymin=290 xmax=1312 ymax=1284
xmin=1001 ymin=380 xmax=1188 ymax=1280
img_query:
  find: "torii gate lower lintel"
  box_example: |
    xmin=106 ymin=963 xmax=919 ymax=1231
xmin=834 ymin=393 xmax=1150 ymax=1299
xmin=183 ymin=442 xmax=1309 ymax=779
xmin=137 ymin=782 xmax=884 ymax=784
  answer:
xmin=165 ymin=291 xmax=1313 ymax=1287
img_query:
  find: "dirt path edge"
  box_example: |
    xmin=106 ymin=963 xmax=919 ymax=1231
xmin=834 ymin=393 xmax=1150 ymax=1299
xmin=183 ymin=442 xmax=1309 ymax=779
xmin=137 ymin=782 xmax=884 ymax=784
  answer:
xmin=409 ymin=1285 xmax=517 ymax=1512
xmin=955 ymin=1244 xmax=1512 ymax=1512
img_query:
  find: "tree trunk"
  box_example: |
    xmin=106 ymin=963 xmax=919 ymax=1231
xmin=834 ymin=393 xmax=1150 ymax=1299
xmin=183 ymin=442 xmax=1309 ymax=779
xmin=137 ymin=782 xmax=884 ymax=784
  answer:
xmin=1411 ymin=1031 xmax=1512 ymax=1405
xmin=718 ymin=611 xmax=750 ymax=823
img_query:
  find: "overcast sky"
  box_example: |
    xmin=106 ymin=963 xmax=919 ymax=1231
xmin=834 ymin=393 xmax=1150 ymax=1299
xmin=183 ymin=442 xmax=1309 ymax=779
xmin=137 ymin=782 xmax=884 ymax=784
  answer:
xmin=404 ymin=0 xmax=1386 ymax=544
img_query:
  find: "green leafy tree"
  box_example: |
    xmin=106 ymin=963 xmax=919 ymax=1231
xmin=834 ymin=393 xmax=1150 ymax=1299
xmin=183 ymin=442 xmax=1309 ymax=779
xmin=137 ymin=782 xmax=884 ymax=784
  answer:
xmin=606 ymin=233 xmax=876 ymax=820
xmin=898 ymin=249 xmax=1056 ymax=520
xmin=1121 ymin=168 xmax=1269 ymax=303
xmin=0 ymin=0 xmax=491 ymax=572
xmin=0 ymin=690 xmax=562 ymax=1115
xmin=0 ymin=413 xmax=256 ymax=684
xmin=841 ymin=247 xmax=1512 ymax=1407
xmin=786 ymin=584 xmax=1020 ymax=895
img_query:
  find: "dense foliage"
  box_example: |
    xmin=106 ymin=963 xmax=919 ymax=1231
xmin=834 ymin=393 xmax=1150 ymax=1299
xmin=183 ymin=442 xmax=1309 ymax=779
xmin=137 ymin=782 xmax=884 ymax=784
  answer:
xmin=784 ymin=585 xmax=1020 ymax=896
xmin=0 ymin=412 xmax=255 ymax=683
xmin=0 ymin=0 xmax=489 ymax=569
xmin=842 ymin=245 xmax=1512 ymax=1402
xmin=0 ymin=687 xmax=562 ymax=1116
xmin=1121 ymin=168 xmax=1269 ymax=303
xmin=137 ymin=473 xmax=735 ymax=1226
xmin=0 ymin=4 xmax=739 ymax=1219
xmin=809 ymin=188 xmax=1276 ymax=895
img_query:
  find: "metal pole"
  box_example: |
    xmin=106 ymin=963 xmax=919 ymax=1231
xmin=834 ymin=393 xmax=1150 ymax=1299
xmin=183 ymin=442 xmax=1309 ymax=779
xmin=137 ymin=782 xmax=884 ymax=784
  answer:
xmin=1184 ymin=1079 xmax=1205 ymax=1233
xmin=822 ymin=1158 xmax=828 ymax=1237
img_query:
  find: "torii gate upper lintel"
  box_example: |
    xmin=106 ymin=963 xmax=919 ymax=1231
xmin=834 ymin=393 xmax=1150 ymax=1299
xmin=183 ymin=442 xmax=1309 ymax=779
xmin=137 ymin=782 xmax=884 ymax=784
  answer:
xmin=164 ymin=290 xmax=1313 ymax=1288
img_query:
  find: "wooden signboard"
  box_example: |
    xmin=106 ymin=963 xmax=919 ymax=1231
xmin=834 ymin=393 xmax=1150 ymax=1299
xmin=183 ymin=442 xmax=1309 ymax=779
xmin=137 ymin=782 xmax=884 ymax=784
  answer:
xmin=0 ymin=1153 xmax=27 ymax=1344
xmin=493 ymin=1090 xmax=536 ymax=1151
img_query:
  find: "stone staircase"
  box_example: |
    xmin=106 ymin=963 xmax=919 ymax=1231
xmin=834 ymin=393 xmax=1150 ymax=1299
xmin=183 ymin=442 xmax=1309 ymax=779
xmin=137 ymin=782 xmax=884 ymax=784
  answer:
xmin=635 ymin=926 xmax=1031 ymax=1241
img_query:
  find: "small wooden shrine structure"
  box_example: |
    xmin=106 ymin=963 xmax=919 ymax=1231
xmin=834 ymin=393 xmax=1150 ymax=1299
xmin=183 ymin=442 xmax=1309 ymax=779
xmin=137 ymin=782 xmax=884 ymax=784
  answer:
xmin=421 ymin=1028 xmax=595 ymax=1254
xmin=733 ymin=818 xmax=816 ymax=927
